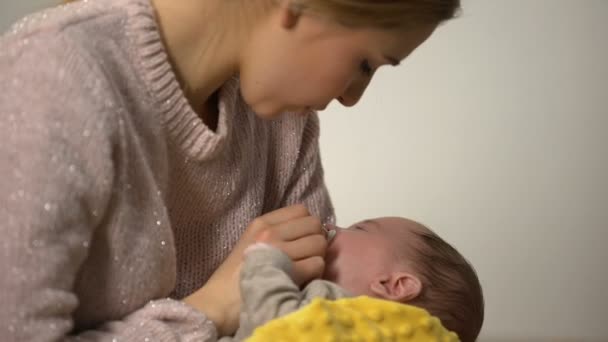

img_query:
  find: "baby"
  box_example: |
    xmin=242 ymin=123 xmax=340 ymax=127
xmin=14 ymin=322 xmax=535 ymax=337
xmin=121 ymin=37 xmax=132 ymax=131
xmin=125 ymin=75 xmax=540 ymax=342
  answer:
xmin=224 ymin=217 xmax=484 ymax=342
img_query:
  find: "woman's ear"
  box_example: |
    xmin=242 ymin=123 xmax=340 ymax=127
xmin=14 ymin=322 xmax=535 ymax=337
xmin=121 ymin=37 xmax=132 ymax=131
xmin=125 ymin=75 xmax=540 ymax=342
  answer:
xmin=369 ymin=272 xmax=422 ymax=302
xmin=279 ymin=1 xmax=303 ymax=29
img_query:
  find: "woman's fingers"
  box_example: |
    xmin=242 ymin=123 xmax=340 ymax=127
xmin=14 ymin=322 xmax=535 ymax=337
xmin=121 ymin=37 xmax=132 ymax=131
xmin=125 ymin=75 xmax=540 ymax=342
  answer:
xmin=255 ymin=216 xmax=322 ymax=242
xmin=244 ymin=205 xmax=311 ymax=240
xmin=275 ymin=233 xmax=328 ymax=261
xmin=292 ymin=256 xmax=326 ymax=286
xmin=257 ymin=204 xmax=310 ymax=225
xmin=240 ymin=205 xmax=328 ymax=286
xmin=279 ymin=216 xmax=323 ymax=241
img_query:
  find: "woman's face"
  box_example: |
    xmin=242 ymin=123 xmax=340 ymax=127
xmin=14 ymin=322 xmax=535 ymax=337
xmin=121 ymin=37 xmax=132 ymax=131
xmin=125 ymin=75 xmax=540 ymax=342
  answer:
xmin=239 ymin=8 xmax=437 ymax=119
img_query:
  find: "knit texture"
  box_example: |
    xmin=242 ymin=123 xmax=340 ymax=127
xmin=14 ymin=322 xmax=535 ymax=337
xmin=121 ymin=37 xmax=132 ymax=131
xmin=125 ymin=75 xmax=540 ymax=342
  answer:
xmin=0 ymin=0 xmax=334 ymax=340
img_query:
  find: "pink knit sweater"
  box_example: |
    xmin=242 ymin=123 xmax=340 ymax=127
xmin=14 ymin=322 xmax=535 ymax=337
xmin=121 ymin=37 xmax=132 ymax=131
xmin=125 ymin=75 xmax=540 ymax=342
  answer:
xmin=0 ymin=0 xmax=334 ymax=340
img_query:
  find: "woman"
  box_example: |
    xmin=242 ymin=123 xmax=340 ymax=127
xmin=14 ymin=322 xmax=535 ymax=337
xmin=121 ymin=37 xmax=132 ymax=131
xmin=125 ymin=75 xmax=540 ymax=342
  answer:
xmin=0 ymin=0 xmax=460 ymax=340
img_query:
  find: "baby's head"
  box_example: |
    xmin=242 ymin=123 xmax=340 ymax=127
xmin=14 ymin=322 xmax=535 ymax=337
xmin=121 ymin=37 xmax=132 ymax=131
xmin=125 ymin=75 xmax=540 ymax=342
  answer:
xmin=323 ymin=217 xmax=484 ymax=342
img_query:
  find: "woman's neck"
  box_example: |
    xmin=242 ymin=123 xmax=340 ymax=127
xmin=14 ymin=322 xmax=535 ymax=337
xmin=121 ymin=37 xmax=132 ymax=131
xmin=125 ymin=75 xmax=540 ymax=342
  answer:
xmin=151 ymin=0 xmax=247 ymax=122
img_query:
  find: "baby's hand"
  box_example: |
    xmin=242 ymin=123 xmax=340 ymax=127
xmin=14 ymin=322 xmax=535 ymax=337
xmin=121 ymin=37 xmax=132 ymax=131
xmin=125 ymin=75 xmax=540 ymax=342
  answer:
xmin=242 ymin=242 xmax=294 ymax=277
xmin=243 ymin=242 xmax=277 ymax=256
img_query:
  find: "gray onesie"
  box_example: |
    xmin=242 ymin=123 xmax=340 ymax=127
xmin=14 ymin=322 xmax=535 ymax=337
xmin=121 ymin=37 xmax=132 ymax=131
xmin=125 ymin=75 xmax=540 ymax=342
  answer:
xmin=221 ymin=244 xmax=350 ymax=341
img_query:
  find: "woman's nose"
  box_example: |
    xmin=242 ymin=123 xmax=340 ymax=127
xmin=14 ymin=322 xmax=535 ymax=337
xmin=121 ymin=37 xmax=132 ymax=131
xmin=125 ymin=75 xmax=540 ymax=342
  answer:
xmin=337 ymin=95 xmax=358 ymax=107
xmin=337 ymin=77 xmax=371 ymax=107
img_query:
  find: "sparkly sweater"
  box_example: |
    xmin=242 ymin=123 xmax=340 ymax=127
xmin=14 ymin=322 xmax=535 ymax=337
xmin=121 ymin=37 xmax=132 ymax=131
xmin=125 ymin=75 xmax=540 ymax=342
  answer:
xmin=0 ymin=0 xmax=334 ymax=340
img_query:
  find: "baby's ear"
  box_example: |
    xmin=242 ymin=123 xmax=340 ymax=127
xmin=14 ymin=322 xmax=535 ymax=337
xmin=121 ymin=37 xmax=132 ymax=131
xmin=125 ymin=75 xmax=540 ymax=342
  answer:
xmin=369 ymin=272 xmax=422 ymax=302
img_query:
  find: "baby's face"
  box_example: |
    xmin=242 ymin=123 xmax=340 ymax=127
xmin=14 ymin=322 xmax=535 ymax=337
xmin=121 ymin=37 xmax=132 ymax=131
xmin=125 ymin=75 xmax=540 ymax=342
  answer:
xmin=322 ymin=217 xmax=422 ymax=296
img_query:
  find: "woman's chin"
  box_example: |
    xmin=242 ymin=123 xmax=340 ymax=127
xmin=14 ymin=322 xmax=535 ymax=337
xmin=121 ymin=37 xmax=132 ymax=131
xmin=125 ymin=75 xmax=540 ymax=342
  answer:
xmin=249 ymin=103 xmax=285 ymax=120
xmin=252 ymin=105 xmax=312 ymax=120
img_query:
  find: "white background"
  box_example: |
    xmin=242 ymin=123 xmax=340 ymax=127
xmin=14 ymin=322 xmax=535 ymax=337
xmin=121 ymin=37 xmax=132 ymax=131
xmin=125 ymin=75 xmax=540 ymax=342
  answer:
xmin=2 ymin=0 xmax=607 ymax=340
xmin=320 ymin=1 xmax=608 ymax=341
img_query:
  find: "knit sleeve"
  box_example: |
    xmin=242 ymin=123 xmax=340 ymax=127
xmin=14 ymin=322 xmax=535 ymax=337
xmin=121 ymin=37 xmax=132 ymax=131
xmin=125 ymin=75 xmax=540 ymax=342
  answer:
xmin=0 ymin=34 xmax=217 ymax=341
xmin=280 ymin=113 xmax=335 ymax=224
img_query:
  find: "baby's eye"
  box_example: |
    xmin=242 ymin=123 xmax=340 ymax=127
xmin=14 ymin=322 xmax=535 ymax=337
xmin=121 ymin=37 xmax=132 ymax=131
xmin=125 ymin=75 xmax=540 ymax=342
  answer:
xmin=360 ymin=59 xmax=373 ymax=76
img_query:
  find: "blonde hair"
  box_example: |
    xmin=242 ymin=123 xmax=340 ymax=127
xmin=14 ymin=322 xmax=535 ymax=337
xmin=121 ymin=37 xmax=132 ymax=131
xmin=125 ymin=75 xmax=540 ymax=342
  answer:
xmin=406 ymin=228 xmax=484 ymax=342
xmin=294 ymin=0 xmax=461 ymax=29
xmin=63 ymin=0 xmax=460 ymax=29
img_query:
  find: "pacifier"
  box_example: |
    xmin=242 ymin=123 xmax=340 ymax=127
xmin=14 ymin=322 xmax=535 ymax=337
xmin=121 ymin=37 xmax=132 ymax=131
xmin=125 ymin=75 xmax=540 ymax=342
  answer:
xmin=322 ymin=223 xmax=337 ymax=242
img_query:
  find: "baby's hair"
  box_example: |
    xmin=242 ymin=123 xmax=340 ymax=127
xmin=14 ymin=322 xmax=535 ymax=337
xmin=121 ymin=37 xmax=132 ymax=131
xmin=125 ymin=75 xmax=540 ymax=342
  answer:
xmin=407 ymin=227 xmax=484 ymax=342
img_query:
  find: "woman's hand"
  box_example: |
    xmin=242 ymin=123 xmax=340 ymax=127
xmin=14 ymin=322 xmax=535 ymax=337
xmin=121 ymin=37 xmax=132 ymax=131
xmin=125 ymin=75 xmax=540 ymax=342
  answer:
xmin=184 ymin=204 xmax=327 ymax=336
xmin=250 ymin=205 xmax=328 ymax=285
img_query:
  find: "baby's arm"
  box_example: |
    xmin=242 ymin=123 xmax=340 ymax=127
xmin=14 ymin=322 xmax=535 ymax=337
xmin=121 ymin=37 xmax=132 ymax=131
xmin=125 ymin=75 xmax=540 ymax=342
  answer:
xmin=232 ymin=243 xmax=346 ymax=340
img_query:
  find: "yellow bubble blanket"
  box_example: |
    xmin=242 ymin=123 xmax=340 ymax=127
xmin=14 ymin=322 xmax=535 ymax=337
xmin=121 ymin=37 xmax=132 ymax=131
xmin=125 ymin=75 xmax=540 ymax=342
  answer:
xmin=246 ymin=296 xmax=459 ymax=342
